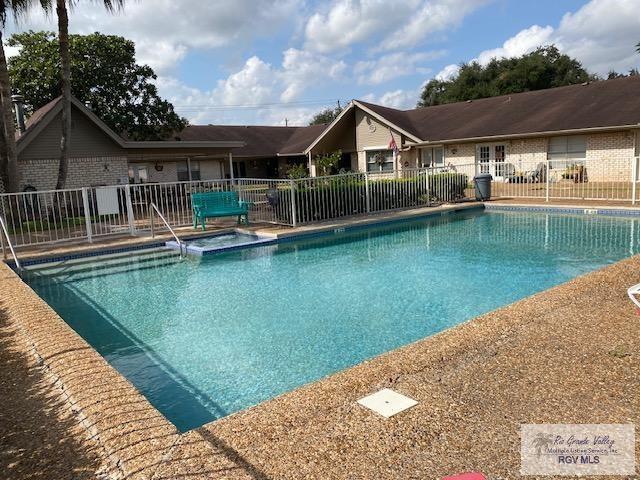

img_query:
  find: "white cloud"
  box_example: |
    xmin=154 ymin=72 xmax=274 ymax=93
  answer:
xmin=305 ymin=0 xmax=490 ymax=54
xmin=217 ymin=56 xmax=278 ymax=106
xmin=354 ymin=51 xmax=442 ymax=85
xmin=476 ymin=25 xmax=554 ymax=65
xmin=159 ymin=73 xmax=324 ymax=126
xmin=361 ymin=87 xmax=420 ymax=109
xmin=156 ymin=50 xmax=347 ymax=125
xmin=5 ymin=0 xmax=299 ymax=74
xmin=472 ymin=0 xmax=640 ymax=75
xmin=435 ymin=63 xmax=459 ymax=80
xmin=280 ymin=48 xmax=347 ymax=102
xmin=554 ymin=0 xmax=640 ymax=74
xmin=383 ymin=0 xmax=490 ymax=51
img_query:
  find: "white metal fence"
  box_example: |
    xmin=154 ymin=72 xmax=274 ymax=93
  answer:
xmin=0 ymin=168 xmax=473 ymax=248
xmin=483 ymin=157 xmax=640 ymax=203
xmin=1 ymin=157 xmax=639 ymax=250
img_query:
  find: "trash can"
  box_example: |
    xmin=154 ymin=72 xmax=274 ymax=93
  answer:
xmin=473 ymin=173 xmax=492 ymax=201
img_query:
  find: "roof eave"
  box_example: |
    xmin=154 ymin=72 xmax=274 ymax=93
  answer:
xmin=408 ymin=123 xmax=640 ymax=147
xmin=352 ymin=100 xmax=422 ymax=143
xmin=303 ymin=102 xmax=356 ymax=154
xmin=124 ymin=141 xmax=246 ymax=149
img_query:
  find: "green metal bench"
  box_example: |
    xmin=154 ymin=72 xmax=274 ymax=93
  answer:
xmin=191 ymin=191 xmax=250 ymax=230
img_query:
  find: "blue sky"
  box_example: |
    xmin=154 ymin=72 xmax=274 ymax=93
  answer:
xmin=5 ymin=0 xmax=640 ymax=125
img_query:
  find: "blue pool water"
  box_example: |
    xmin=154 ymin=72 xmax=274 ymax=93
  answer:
xmin=25 ymin=209 xmax=640 ymax=431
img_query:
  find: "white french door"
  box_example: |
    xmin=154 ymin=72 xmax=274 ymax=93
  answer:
xmin=477 ymin=144 xmax=507 ymax=180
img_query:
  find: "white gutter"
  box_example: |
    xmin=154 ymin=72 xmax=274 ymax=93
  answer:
xmin=409 ymin=123 xmax=640 ymax=147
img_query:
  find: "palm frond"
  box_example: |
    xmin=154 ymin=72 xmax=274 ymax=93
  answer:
xmin=0 ymin=0 xmax=52 ymax=26
xmin=96 ymin=0 xmax=124 ymax=13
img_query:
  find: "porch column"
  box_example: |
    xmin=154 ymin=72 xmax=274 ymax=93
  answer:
xmin=308 ymin=151 xmax=317 ymax=177
xmin=228 ymin=152 xmax=235 ymax=182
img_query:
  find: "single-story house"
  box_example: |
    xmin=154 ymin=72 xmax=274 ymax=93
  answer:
xmin=305 ymin=75 xmax=640 ymax=182
xmin=14 ymin=96 xmax=245 ymax=191
xmin=12 ymin=75 xmax=640 ymax=191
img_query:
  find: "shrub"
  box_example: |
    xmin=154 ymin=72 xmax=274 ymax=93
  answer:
xmin=279 ymin=172 xmax=469 ymax=223
xmin=287 ymin=163 xmax=309 ymax=179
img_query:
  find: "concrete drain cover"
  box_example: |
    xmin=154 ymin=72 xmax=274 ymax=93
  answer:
xmin=357 ymin=388 xmax=418 ymax=418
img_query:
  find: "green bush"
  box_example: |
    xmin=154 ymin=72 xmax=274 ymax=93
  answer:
xmin=427 ymin=172 xmax=469 ymax=201
xmin=281 ymin=172 xmax=469 ymax=223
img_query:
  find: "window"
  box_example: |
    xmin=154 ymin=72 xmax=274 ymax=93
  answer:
xmin=548 ymin=135 xmax=587 ymax=162
xmin=128 ymin=166 xmax=148 ymax=184
xmin=177 ymin=160 xmax=200 ymax=181
xmin=420 ymin=147 xmax=444 ymax=167
xmin=138 ymin=166 xmax=149 ymax=183
xmin=366 ymin=149 xmax=394 ymax=172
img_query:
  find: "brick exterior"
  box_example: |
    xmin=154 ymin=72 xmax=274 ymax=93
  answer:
xmin=19 ymin=156 xmax=129 ymax=191
xmin=586 ymin=131 xmax=635 ymax=181
xmin=413 ymin=132 xmax=638 ymax=183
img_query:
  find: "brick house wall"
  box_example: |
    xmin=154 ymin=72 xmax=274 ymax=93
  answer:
xmin=19 ymin=156 xmax=129 ymax=191
xmin=585 ymin=131 xmax=635 ymax=181
xmin=414 ymin=132 xmax=636 ymax=182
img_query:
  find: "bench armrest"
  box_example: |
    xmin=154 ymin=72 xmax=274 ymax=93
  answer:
xmin=238 ymin=200 xmax=253 ymax=208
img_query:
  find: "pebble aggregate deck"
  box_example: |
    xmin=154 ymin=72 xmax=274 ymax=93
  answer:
xmin=1 ymin=207 xmax=639 ymax=479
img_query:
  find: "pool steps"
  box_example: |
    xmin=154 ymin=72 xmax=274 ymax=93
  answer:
xmin=23 ymin=247 xmax=179 ymax=280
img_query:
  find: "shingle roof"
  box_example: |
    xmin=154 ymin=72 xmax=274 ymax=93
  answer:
xmin=175 ymin=124 xmax=326 ymax=156
xmin=358 ymin=76 xmax=640 ymax=143
xmin=279 ymin=124 xmax=327 ymax=154
xmin=16 ymin=97 xmax=62 ymax=141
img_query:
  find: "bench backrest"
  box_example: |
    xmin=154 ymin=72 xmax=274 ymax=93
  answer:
xmin=192 ymin=191 xmax=241 ymax=212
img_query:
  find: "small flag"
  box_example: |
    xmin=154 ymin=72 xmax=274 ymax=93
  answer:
xmin=388 ymin=133 xmax=399 ymax=162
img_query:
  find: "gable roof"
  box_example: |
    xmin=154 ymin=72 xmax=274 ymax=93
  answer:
xmin=17 ymin=96 xmax=245 ymax=154
xmin=17 ymin=96 xmax=127 ymax=154
xmin=21 ymin=97 xmax=62 ymax=136
xmin=175 ymin=123 xmax=327 ymax=157
xmin=357 ymin=76 xmax=640 ymax=144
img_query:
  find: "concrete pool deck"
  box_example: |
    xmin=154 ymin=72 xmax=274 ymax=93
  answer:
xmin=1 ymin=203 xmax=639 ymax=479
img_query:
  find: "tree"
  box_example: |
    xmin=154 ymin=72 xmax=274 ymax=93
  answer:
xmin=607 ymin=69 xmax=640 ymax=79
xmin=0 ymin=27 xmax=17 ymax=192
xmin=51 ymin=0 xmax=127 ymax=189
xmin=314 ymin=150 xmax=341 ymax=176
xmin=0 ymin=0 xmax=43 ymax=192
xmin=54 ymin=0 xmax=70 ymax=190
xmin=309 ymin=104 xmax=342 ymax=125
xmin=418 ymin=46 xmax=595 ymax=107
xmin=9 ymin=31 xmax=188 ymax=140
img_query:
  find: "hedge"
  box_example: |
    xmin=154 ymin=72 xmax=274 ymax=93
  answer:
xmin=284 ymin=172 xmax=469 ymax=223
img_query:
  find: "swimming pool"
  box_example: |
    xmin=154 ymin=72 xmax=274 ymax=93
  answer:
xmin=24 ymin=209 xmax=640 ymax=431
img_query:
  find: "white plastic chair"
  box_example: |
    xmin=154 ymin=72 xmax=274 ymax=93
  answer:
xmin=627 ymin=283 xmax=640 ymax=311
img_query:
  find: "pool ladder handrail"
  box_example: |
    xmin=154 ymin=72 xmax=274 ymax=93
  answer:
xmin=149 ymin=202 xmax=186 ymax=258
xmin=0 ymin=214 xmax=21 ymax=272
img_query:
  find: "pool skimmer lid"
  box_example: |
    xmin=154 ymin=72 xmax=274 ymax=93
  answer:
xmin=357 ymin=388 xmax=418 ymax=418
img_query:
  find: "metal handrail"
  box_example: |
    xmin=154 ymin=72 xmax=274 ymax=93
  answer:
xmin=0 ymin=214 xmax=21 ymax=271
xmin=149 ymin=202 xmax=185 ymax=258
